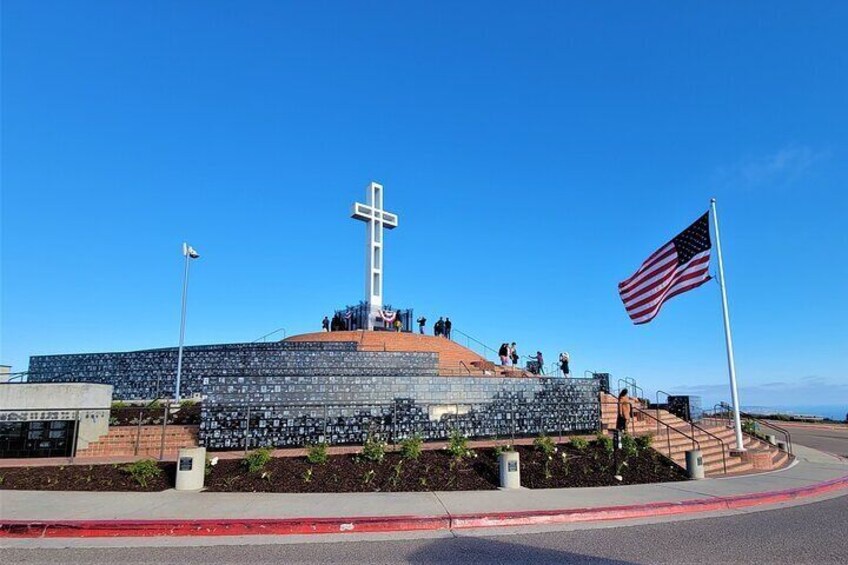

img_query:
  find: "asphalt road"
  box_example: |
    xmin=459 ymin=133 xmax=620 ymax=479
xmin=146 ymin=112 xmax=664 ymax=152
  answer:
xmin=774 ymin=422 xmax=848 ymax=457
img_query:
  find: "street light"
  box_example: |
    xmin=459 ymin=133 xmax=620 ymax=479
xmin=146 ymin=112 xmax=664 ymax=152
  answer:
xmin=175 ymin=242 xmax=200 ymax=402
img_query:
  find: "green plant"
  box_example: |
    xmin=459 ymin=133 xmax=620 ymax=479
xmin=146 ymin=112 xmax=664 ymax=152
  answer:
xmin=179 ymin=399 xmax=197 ymax=408
xmin=205 ymin=455 xmax=219 ymax=476
xmin=742 ymin=419 xmax=757 ymax=435
xmin=306 ymin=442 xmax=329 ymax=465
xmin=302 ymin=468 xmax=313 ymax=483
xmin=361 ymin=434 xmax=387 ymax=463
xmin=389 ymin=461 xmax=404 ymax=487
xmin=111 ymin=400 xmax=127 ymax=409
xmin=620 ymin=434 xmax=639 ymax=458
xmin=400 ymin=434 xmax=423 ymax=460
xmin=362 ymin=469 xmax=376 ymax=485
xmin=447 ymin=430 xmax=474 ymax=460
xmin=533 ymin=434 xmax=557 ymax=457
xmin=146 ymin=399 xmax=162 ymax=410
xmin=635 ymin=434 xmax=653 ymax=450
xmin=493 ymin=444 xmax=515 ymax=456
xmin=243 ymin=447 xmax=273 ymax=473
xmin=0 ymin=475 xmax=5 ymax=486
xmin=596 ymin=433 xmax=614 ymax=454
xmin=121 ymin=459 xmax=162 ymax=488
xmin=570 ymin=437 xmax=589 ymax=451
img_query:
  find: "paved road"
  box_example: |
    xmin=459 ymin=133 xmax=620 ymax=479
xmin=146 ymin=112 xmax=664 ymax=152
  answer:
xmin=775 ymin=422 xmax=848 ymax=457
xmin=4 ymin=493 xmax=848 ymax=564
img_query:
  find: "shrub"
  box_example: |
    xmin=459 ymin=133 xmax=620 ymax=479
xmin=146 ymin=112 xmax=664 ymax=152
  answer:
xmin=400 ymin=435 xmax=423 ymax=460
xmin=147 ymin=399 xmax=162 ymax=410
xmin=570 ymin=437 xmax=589 ymax=451
xmin=121 ymin=459 xmax=162 ymax=488
xmin=205 ymin=455 xmax=219 ymax=476
xmin=635 ymin=434 xmax=653 ymax=450
xmin=111 ymin=401 xmax=127 ymax=409
xmin=179 ymin=399 xmax=197 ymax=408
xmin=596 ymin=433 xmax=614 ymax=454
xmin=533 ymin=434 xmax=557 ymax=457
xmin=302 ymin=468 xmax=313 ymax=483
xmin=361 ymin=434 xmax=387 ymax=463
xmin=243 ymin=447 xmax=273 ymax=473
xmin=447 ymin=430 xmax=474 ymax=460
xmin=741 ymin=419 xmax=757 ymax=435
xmin=306 ymin=443 xmax=329 ymax=465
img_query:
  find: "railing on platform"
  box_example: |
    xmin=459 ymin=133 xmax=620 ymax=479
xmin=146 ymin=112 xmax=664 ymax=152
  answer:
xmin=450 ymin=328 xmax=499 ymax=361
xmin=706 ymin=402 xmax=793 ymax=455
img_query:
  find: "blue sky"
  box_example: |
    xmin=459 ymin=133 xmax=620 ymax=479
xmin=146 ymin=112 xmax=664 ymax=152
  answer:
xmin=2 ymin=2 xmax=846 ymax=410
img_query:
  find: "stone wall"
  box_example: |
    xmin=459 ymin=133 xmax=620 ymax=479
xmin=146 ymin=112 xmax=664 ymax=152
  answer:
xmin=27 ymin=341 xmax=436 ymax=400
xmin=200 ymin=375 xmax=601 ymax=449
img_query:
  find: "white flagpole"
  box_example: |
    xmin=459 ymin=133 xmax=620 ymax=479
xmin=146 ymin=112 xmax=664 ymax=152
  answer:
xmin=175 ymin=243 xmax=193 ymax=402
xmin=710 ymin=198 xmax=745 ymax=451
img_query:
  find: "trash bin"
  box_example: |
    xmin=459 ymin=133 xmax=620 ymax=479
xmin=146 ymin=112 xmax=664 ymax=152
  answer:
xmin=685 ymin=449 xmax=705 ymax=479
xmin=175 ymin=447 xmax=206 ymax=491
xmin=498 ymin=451 xmax=521 ymax=489
xmin=765 ymin=434 xmax=777 ymax=445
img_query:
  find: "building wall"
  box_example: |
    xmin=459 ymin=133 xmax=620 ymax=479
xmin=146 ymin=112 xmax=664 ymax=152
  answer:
xmin=27 ymin=341 xmax=437 ymax=400
xmin=201 ymin=375 xmax=601 ymax=449
xmin=0 ymin=383 xmax=113 ymax=450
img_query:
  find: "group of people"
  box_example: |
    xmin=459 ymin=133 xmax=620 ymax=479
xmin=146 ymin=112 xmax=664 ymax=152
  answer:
xmin=321 ymin=314 xmax=353 ymax=332
xmin=495 ymin=345 xmax=572 ymax=377
xmin=418 ymin=316 xmax=452 ymax=338
xmin=497 ymin=342 xmax=522 ymax=368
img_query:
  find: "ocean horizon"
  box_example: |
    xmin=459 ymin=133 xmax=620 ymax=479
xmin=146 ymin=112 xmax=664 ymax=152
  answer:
xmin=743 ymin=405 xmax=847 ymax=422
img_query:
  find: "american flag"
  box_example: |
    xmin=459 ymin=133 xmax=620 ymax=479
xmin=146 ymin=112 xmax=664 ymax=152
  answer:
xmin=619 ymin=212 xmax=712 ymax=324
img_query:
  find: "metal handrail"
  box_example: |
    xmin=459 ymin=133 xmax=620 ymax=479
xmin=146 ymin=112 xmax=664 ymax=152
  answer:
xmin=617 ymin=378 xmax=643 ymax=401
xmin=707 ymin=402 xmax=793 ymax=455
xmin=459 ymin=361 xmax=472 ymax=376
xmin=688 ymin=420 xmax=728 ymax=474
xmin=252 ymin=327 xmax=287 ymax=342
xmin=450 ymin=328 xmax=500 ymax=360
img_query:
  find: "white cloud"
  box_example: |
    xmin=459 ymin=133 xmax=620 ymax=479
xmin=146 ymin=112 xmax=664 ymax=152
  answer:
xmin=715 ymin=145 xmax=829 ymax=189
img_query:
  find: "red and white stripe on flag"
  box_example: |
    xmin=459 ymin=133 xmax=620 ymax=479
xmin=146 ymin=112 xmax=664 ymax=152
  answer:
xmin=619 ymin=212 xmax=712 ymax=325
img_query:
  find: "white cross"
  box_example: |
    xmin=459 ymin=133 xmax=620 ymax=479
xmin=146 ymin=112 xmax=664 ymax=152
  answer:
xmin=351 ymin=181 xmax=398 ymax=330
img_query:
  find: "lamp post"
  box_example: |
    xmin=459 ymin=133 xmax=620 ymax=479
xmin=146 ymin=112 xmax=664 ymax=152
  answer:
xmin=175 ymin=242 xmax=200 ymax=402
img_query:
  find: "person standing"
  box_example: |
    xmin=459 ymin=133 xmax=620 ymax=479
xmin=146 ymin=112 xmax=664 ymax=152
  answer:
xmin=559 ymin=352 xmax=570 ymax=377
xmin=393 ymin=318 xmax=402 ymax=332
xmin=322 ymin=316 xmax=330 ymax=332
xmin=434 ymin=317 xmax=444 ymax=337
xmin=498 ymin=343 xmax=509 ymax=366
xmin=509 ymin=342 xmax=518 ymax=367
xmin=444 ymin=317 xmax=452 ymax=340
xmin=417 ymin=316 xmax=427 ymax=334
xmin=617 ymin=389 xmax=633 ymax=433
xmin=535 ymin=351 xmax=545 ymax=375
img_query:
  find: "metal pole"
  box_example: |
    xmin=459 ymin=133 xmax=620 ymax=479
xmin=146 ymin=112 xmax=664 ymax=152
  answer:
xmin=710 ymin=198 xmax=745 ymax=452
xmin=134 ymin=408 xmax=143 ymax=456
xmin=70 ymin=410 xmax=80 ymax=463
xmin=159 ymin=401 xmax=169 ymax=461
xmin=175 ymin=244 xmax=191 ymax=403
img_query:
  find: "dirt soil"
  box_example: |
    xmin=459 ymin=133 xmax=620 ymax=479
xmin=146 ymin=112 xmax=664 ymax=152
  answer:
xmin=0 ymin=462 xmax=175 ymax=492
xmin=0 ymin=440 xmax=687 ymax=493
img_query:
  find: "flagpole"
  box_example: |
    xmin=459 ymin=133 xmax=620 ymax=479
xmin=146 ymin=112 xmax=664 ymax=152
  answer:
xmin=710 ymin=198 xmax=745 ymax=451
xmin=174 ymin=243 xmax=192 ymax=403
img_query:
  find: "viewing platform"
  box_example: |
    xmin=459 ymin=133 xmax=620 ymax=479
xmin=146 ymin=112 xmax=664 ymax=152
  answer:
xmin=285 ymin=330 xmax=529 ymax=377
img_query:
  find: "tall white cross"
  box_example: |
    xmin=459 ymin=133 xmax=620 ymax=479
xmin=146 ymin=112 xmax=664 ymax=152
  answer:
xmin=351 ymin=181 xmax=398 ymax=330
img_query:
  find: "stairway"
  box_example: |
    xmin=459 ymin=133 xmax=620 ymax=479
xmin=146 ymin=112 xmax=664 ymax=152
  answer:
xmin=75 ymin=425 xmax=199 ymax=458
xmin=600 ymin=393 xmax=792 ymax=476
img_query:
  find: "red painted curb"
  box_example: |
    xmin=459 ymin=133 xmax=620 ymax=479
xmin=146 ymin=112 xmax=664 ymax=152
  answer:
xmin=2 ymin=474 xmax=847 ymax=538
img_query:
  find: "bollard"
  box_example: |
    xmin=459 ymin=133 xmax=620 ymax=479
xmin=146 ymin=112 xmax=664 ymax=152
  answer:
xmin=175 ymin=447 xmax=206 ymax=491
xmin=777 ymin=441 xmax=788 ymax=451
xmin=685 ymin=449 xmax=705 ymax=479
xmin=765 ymin=434 xmax=777 ymax=446
xmin=498 ymin=451 xmax=521 ymax=489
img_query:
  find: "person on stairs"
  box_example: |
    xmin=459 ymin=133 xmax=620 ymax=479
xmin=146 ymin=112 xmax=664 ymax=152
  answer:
xmin=617 ymin=388 xmax=633 ymax=433
xmin=434 ymin=317 xmax=445 ymax=337
xmin=322 ymin=316 xmax=330 ymax=332
xmin=444 ymin=318 xmax=452 ymax=339
xmin=498 ymin=343 xmax=509 ymax=365
xmin=417 ymin=316 xmax=427 ymax=334
xmin=559 ymin=352 xmax=570 ymax=377
xmin=509 ymin=342 xmax=518 ymax=367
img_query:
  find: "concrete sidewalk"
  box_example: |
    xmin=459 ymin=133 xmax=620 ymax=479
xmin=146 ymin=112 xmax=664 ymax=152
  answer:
xmin=1 ymin=445 xmax=846 ymax=536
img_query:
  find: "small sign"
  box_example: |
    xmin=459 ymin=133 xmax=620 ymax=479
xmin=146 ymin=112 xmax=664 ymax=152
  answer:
xmin=507 ymin=461 xmax=518 ymax=473
xmin=179 ymin=457 xmax=193 ymax=471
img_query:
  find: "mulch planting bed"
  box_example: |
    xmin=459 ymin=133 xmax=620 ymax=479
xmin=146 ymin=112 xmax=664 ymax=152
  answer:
xmin=0 ymin=439 xmax=687 ymax=493
xmin=0 ymin=462 xmax=175 ymax=492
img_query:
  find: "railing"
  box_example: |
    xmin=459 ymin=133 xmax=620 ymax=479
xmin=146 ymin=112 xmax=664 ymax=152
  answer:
xmin=450 ymin=328 xmax=500 ymax=361
xmin=708 ymin=402 xmax=793 ymax=454
xmin=617 ymin=377 xmax=643 ymax=401
xmin=655 ymin=390 xmax=726 ymax=473
xmin=632 ymin=405 xmax=701 ymax=463
xmin=253 ymin=327 xmax=287 ymax=342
